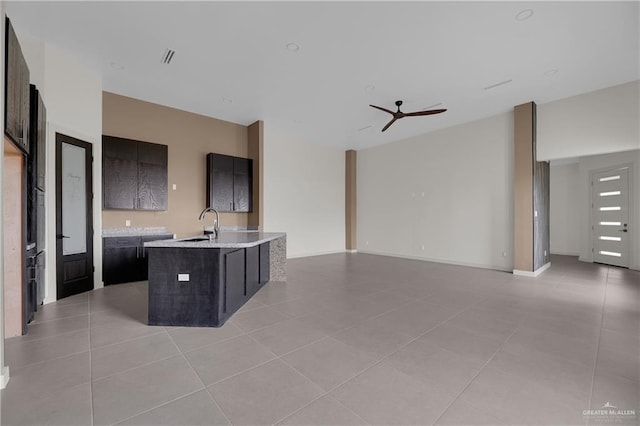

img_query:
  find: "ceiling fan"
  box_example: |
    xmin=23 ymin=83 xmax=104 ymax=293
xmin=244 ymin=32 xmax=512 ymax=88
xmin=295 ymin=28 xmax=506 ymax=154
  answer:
xmin=369 ymin=100 xmax=447 ymax=132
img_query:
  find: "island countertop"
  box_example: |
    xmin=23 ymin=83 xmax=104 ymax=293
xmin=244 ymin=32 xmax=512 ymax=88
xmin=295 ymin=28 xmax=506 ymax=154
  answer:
xmin=144 ymin=231 xmax=286 ymax=249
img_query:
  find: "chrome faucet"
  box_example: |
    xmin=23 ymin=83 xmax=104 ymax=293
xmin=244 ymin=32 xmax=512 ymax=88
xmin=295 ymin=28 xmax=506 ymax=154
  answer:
xmin=198 ymin=207 xmax=220 ymax=239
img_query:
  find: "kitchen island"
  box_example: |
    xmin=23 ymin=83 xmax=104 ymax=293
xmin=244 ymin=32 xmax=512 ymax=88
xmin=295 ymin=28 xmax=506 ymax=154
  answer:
xmin=144 ymin=232 xmax=286 ymax=327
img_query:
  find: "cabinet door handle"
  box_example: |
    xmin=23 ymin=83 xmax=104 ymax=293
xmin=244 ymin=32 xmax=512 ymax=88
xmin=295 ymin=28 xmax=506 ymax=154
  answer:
xmin=136 ymin=246 xmax=140 ymax=258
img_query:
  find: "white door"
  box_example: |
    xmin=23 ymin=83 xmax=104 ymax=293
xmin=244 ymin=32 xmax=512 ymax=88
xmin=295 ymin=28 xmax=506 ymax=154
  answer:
xmin=592 ymin=167 xmax=630 ymax=267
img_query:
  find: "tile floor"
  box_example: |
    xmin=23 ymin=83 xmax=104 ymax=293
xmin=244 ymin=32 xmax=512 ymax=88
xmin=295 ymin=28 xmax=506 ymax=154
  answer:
xmin=1 ymin=254 xmax=638 ymax=425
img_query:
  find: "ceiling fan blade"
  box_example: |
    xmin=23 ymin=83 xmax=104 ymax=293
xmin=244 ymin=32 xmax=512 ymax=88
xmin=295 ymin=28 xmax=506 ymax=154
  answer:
xmin=381 ymin=117 xmax=397 ymax=132
xmin=370 ymin=104 xmax=395 ymax=115
xmin=404 ymin=108 xmax=447 ymax=117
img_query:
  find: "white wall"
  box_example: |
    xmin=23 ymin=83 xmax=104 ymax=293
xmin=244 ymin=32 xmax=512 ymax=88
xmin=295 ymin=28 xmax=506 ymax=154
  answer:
xmin=578 ymin=150 xmax=640 ymax=270
xmin=538 ymin=80 xmax=640 ymax=160
xmin=550 ymin=162 xmax=580 ymax=255
xmin=263 ymin=125 xmax=345 ymax=258
xmin=17 ymin=32 xmax=103 ymax=302
xmin=358 ymin=113 xmax=514 ymax=271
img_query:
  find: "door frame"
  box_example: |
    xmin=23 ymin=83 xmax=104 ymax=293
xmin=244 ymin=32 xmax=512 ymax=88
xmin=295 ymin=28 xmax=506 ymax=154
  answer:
xmin=588 ymin=162 xmax=634 ymax=266
xmin=55 ymin=133 xmax=94 ymax=299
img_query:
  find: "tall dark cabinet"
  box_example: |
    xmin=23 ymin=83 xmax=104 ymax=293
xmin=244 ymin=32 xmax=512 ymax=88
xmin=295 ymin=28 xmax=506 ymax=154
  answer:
xmin=4 ymin=17 xmax=30 ymax=153
xmin=103 ymin=135 xmax=168 ymax=211
xmin=206 ymin=153 xmax=252 ymax=212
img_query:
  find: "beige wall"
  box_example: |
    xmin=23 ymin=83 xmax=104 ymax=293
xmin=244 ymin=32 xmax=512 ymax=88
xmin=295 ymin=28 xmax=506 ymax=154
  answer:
xmin=102 ymin=92 xmax=250 ymax=237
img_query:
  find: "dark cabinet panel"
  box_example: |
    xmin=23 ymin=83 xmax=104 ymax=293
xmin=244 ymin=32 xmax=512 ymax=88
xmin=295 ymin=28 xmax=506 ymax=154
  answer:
xmin=103 ymin=157 xmax=138 ymax=209
xmin=245 ymin=245 xmax=260 ymax=296
xmin=5 ymin=17 xmax=30 ymax=153
xmin=224 ymin=249 xmax=246 ymax=314
xmin=259 ymin=242 xmax=270 ymax=284
xmin=138 ymin=162 xmax=167 ymax=210
xmin=29 ymin=86 xmax=47 ymax=191
xmin=103 ymin=234 xmax=173 ymax=285
xmin=206 ymin=153 xmax=252 ymax=212
xmin=233 ymin=157 xmax=252 ymax=212
xmin=103 ymin=136 xmax=167 ymax=211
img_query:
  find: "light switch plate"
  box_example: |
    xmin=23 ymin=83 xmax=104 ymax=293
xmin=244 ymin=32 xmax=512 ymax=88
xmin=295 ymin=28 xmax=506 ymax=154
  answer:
xmin=178 ymin=274 xmax=189 ymax=282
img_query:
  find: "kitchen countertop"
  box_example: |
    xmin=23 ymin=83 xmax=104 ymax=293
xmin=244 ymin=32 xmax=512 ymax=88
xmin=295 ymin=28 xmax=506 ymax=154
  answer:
xmin=144 ymin=231 xmax=286 ymax=249
xmin=102 ymin=227 xmax=172 ymax=237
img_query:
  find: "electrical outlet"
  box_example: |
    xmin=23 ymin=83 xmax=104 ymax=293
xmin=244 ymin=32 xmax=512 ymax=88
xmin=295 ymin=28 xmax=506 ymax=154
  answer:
xmin=178 ymin=274 xmax=189 ymax=282
xmin=172 ymin=184 xmax=177 ymax=190
xmin=502 ymin=251 xmax=507 ymax=257
xmin=125 ymin=220 xmax=131 ymax=227
xmin=420 ymin=244 xmax=425 ymax=251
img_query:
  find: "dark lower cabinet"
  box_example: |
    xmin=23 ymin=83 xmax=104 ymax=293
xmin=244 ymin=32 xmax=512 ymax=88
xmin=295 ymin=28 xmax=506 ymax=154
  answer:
xmin=103 ymin=234 xmax=173 ymax=285
xmin=148 ymin=242 xmax=270 ymax=327
xmin=224 ymin=249 xmax=246 ymax=315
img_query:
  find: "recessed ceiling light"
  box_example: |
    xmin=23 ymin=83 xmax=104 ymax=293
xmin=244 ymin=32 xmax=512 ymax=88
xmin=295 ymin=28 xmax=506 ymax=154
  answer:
xmin=286 ymin=42 xmax=300 ymax=52
xmin=110 ymin=61 xmax=124 ymax=70
xmin=484 ymin=79 xmax=513 ymax=90
xmin=515 ymin=9 xmax=534 ymax=21
xmin=544 ymin=68 xmax=559 ymax=76
xmin=365 ymin=85 xmax=376 ymax=92
xmin=222 ymin=97 xmax=233 ymax=104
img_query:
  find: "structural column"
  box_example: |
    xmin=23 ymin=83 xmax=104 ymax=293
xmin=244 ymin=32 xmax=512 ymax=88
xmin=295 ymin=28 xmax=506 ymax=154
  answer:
xmin=513 ymin=101 xmax=550 ymax=276
xmin=345 ymin=150 xmax=357 ymax=251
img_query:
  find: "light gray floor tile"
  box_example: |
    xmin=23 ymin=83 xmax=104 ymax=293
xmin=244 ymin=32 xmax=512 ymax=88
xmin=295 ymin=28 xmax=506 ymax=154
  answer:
xmin=282 ymin=336 xmax=377 ymax=391
xmin=184 ymin=335 xmax=276 ymax=385
xmin=92 ymin=355 xmax=203 ymax=425
xmin=116 ymin=389 xmax=229 ymax=426
xmin=1 ymin=352 xmax=90 ymax=403
xmin=590 ymin=369 xmax=640 ymax=420
xmin=1 ymin=382 xmax=92 ymax=426
xmin=384 ymin=342 xmax=480 ymax=398
xmin=459 ymin=366 xmax=587 ymax=425
xmin=168 ymin=321 xmax=244 ymax=353
xmin=209 ymin=359 xmax=324 ymax=425
xmin=277 ymin=396 xmax=368 ymax=425
xmin=249 ymin=317 xmax=328 ymax=355
xmin=417 ymin=323 xmax=504 ymax=368
xmin=4 ymin=254 xmax=636 ymax=426
xmin=29 ymin=302 xmax=89 ymax=324
xmin=90 ymin=320 xmax=165 ymax=348
xmin=502 ymin=324 xmax=598 ymax=368
xmin=330 ymin=362 xmax=454 ymax=425
xmin=230 ymin=305 xmax=290 ymax=332
xmin=487 ymin=347 xmax=593 ymax=403
xmin=435 ymin=399 xmax=509 ymax=425
xmin=14 ymin=315 xmax=89 ymax=342
xmin=5 ymin=329 xmax=89 ymax=369
xmin=91 ymin=332 xmax=180 ymax=380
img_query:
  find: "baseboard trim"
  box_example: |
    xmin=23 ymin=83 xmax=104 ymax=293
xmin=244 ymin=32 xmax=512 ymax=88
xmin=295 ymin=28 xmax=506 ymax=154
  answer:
xmin=550 ymin=251 xmax=580 ymax=256
xmin=357 ymin=249 xmax=512 ymax=272
xmin=513 ymin=262 xmax=551 ymax=277
xmin=287 ymin=249 xmax=346 ymax=259
xmin=1 ymin=366 xmax=10 ymax=389
xmin=346 ymin=249 xmax=358 ymax=253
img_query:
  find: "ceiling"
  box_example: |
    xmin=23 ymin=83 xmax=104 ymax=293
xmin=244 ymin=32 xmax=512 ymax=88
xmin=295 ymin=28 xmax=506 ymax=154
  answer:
xmin=5 ymin=1 xmax=639 ymax=150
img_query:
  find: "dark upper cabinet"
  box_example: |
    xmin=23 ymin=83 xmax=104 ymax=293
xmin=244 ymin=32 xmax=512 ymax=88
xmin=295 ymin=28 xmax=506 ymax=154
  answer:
xmin=103 ymin=136 xmax=167 ymax=211
xmin=5 ymin=17 xmax=30 ymax=154
xmin=206 ymin=153 xmax=253 ymax=212
xmin=29 ymin=85 xmax=46 ymax=191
